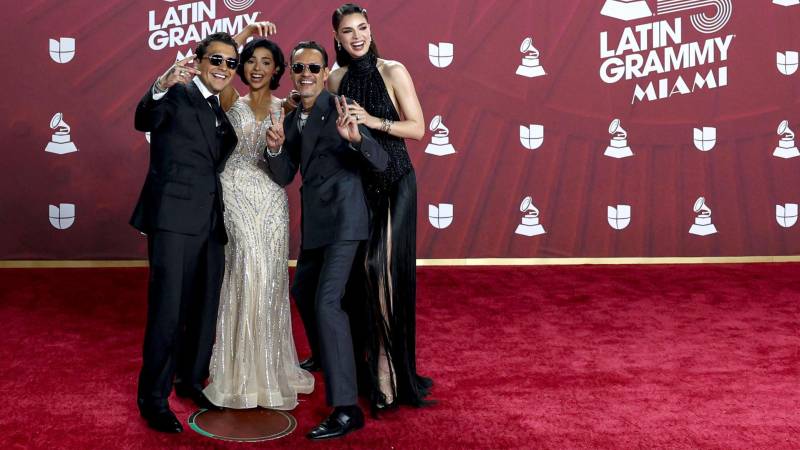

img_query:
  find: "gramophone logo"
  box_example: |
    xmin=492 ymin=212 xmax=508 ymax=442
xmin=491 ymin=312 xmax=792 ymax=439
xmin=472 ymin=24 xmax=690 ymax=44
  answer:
xmin=428 ymin=204 xmax=454 ymax=229
xmin=608 ymin=205 xmax=631 ymax=230
xmin=425 ymin=115 xmax=456 ymax=156
xmin=776 ymin=203 xmax=798 ymax=228
xmin=604 ymin=118 xmax=633 ymax=158
xmin=514 ymin=196 xmax=546 ymax=237
xmin=777 ymin=51 xmax=799 ymax=76
xmin=774 ymin=120 xmax=799 ymax=159
xmin=45 ymin=113 xmax=78 ymax=155
xmin=515 ymin=37 xmax=546 ymax=78
xmin=49 ymin=38 xmax=75 ymax=64
xmin=49 ymin=203 xmax=75 ymax=230
xmin=688 ymin=196 xmax=717 ymax=236
xmin=774 ymin=0 xmax=800 ymax=6
xmin=693 ymin=126 xmax=716 ymax=152
xmin=520 ymin=124 xmax=544 ymax=150
xmin=428 ymin=42 xmax=454 ymax=68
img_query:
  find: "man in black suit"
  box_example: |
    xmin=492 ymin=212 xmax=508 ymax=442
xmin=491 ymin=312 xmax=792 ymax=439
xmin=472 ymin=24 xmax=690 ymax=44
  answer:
xmin=263 ymin=41 xmax=388 ymax=440
xmin=130 ymin=32 xmax=239 ymax=433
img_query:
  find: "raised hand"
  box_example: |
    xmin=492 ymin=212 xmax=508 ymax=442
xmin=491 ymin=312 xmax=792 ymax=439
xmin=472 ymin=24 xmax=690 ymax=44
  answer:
xmin=282 ymin=90 xmax=300 ymax=114
xmin=156 ymin=56 xmax=200 ymax=90
xmin=266 ymin=108 xmax=285 ymax=152
xmin=247 ymin=20 xmax=277 ymax=37
xmin=335 ymin=95 xmax=362 ymax=144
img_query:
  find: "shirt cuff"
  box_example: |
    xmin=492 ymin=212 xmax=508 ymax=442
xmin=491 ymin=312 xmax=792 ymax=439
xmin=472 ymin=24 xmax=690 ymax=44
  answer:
xmin=152 ymin=79 xmax=168 ymax=100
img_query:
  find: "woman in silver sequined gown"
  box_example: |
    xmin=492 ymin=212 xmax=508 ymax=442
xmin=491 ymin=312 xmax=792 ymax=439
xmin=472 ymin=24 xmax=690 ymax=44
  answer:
xmin=203 ymin=34 xmax=314 ymax=409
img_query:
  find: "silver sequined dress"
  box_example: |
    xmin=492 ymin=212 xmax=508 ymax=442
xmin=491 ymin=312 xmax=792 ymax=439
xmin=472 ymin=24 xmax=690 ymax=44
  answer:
xmin=204 ymin=97 xmax=314 ymax=409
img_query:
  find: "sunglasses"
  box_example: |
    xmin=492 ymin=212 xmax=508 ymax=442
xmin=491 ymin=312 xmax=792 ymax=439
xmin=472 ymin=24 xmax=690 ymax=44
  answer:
xmin=201 ymin=54 xmax=239 ymax=70
xmin=291 ymin=63 xmax=323 ymax=74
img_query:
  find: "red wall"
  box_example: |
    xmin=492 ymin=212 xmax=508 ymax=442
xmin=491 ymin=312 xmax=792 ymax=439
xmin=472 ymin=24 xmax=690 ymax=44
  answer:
xmin=3 ymin=0 xmax=799 ymax=259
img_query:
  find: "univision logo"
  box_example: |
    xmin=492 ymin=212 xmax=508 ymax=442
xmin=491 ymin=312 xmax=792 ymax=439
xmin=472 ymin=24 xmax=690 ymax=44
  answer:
xmin=49 ymin=38 xmax=75 ymax=64
xmin=693 ymin=126 xmax=716 ymax=152
xmin=608 ymin=205 xmax=631 ymax=230
xmin=429 ymin=204 xmax=453 ymax=229
xmin=776 ymin=203 xmax=798 ymax=228
xmin=520 ymin=124 xmax=544 ymax=150
xmin=49 ymin=203 xmax=76 ymax=230
xmin=428 ymin=42 xmax=454 ymax=68
xmin=777 ymin=51 xmax=798 ymax=76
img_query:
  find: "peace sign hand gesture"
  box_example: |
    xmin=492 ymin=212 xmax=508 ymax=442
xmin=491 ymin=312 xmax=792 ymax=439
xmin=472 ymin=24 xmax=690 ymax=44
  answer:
xmin=266 ymin=109 xmax=285 ymax=152
xmin=335 ymin=95 xmax=362 ymax=144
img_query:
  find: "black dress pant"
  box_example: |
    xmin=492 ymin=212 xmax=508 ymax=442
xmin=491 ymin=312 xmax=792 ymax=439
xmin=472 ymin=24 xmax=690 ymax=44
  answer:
xmin=292 ymin=240 xmax=361 ymax=407
xmin=137 ymin=217 xmax=224 ymax=413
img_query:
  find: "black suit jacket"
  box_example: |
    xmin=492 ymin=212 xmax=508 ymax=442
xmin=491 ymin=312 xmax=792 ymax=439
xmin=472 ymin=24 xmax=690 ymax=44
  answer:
xmin=264 ymin=90 xmax=388 ymax=250
xmin=130 ymin=81 xmax=238 ymax=242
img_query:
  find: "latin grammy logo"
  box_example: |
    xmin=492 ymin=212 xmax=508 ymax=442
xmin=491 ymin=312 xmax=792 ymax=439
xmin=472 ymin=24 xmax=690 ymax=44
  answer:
xmin=608 ymin=205 xmax=631 ymax=230
xmin=45 ymin=113 xmax=78 ymax=155
xmin=428 ymin=204 xmax=454 ymax=229
xmin=428 ymin=42 xmax=454 ymax=68
xmin=515 ymin=37 xmax=546 ymax=78
xmin=601 ymin=0 xmax=652 ymax=21
xmin=776 ymin=203 xmax=799 ymax=228
xmin=520 ymin=124 xmax=544 ymax=150
xmin=693 ymin=127 xmax=716 ymax=152
xmin=49 ymin=203 xmax=76 ymax=230
xmin=514 ymin=196 xmax=546 ymax=237
xmin=49 ymin=37 xmax=75 ymax=64
xmin=777 ymin=51 xmax=799 ymax=76
xmin=425 ymin=115 xmax=456 ymax=156
xmin=688 ymin=197 xmax=717 ymax=236
xmin=774 ymin=120 xmax=799 ymax=159
xmin=222 ymin=0 xmax=255 ymax=12
xmin=604 ymin=118 xmax=633 ymax=158
xmin=773 ymin=0 xmax=800 ymax=6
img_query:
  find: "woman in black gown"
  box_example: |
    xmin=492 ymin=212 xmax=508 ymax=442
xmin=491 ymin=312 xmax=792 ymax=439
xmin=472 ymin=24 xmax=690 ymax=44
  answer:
xmin=328 ymin=3 xmax=432 ymax=413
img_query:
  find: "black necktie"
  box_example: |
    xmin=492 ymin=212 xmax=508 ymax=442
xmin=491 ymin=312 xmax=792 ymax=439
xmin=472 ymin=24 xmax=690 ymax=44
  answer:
xmin=207 ymin=95 xmax=225 ymax=126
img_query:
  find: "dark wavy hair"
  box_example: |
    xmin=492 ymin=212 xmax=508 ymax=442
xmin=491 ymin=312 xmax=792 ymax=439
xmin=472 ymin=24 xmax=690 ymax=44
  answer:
xmin=236 ymin=38 xmax=286 ymax=90
xmin=290 ymin=40 xmax=329 ymax=67
xmin=195 ymin=32 xmax=239 ymax=60
xmin=332 ymin=3 xmax=380 ymax=67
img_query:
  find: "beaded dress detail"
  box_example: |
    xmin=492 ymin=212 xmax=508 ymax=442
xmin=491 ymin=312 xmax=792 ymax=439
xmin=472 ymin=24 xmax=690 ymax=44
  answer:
xmin=204 ymin=98 xmax=314 ymax=409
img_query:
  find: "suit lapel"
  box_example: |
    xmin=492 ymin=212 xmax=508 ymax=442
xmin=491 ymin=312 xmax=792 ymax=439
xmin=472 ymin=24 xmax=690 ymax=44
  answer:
xmin=185 ymin=81 xmax=218 ymax=159
xmin=300 ymin=90 xmax=333 ymax=174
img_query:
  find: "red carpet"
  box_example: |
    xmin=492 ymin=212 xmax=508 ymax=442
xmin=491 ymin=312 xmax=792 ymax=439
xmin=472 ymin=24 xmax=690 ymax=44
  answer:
xmin=1 ymin=264 xmax=798 ymax=449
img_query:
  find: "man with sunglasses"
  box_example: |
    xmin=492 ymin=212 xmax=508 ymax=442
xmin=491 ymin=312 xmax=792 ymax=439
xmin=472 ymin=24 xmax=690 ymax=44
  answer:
xmin=131 ymin=32 xmax=239 ymax=433
xmin=263 ymin=41 xmax=387 ymax=440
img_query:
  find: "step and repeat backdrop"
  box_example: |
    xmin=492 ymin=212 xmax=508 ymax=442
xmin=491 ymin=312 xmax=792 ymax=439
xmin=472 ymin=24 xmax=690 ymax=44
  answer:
xmin=2 ymin=0 xmax=800 ymax=260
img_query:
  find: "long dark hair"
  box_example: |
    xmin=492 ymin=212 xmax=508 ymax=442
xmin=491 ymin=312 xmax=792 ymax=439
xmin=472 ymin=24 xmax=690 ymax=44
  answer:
xmin=236 ymin=38 xmax=286 ymax=90
xmin=332 ymin=3 xmax=380 ymax=67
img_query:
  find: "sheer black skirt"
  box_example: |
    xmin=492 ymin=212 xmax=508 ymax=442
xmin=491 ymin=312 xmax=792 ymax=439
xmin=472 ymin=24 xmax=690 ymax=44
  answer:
xmin=347 ymin=169 xmax=433 ymax=415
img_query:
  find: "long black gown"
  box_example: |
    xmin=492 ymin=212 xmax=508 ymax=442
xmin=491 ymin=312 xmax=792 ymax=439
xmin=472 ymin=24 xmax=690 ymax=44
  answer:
xmin=338 ymin=51 xmax=433 ymax=413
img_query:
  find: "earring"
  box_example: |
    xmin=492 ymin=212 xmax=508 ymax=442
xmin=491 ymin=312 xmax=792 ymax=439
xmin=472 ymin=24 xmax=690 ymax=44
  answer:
xmin=337 ymin=41 xmax=342 ymax=50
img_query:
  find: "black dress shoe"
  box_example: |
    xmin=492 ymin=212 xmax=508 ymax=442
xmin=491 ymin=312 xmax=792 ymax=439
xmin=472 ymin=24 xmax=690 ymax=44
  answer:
xmin=307 ymin=407 xmax=364 ymax=440
xmin=174 ymin=384 xmax=222 ymax=410
xmin=141 ymin=408 xmax=183 ymax=433
xmin=299 ymin=356 xmax=321 ymax=372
